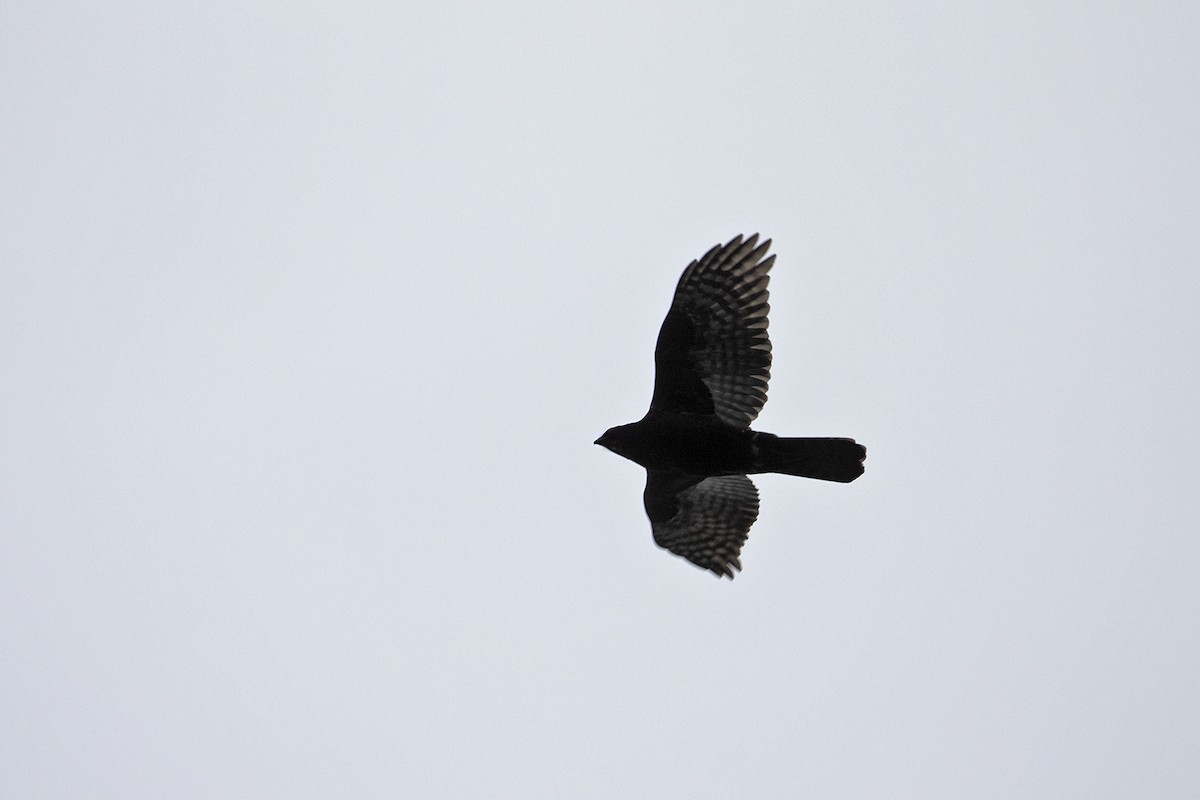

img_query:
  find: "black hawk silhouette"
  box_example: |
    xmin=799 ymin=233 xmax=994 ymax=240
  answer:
xmin=595 ymin=234 xmax=866 ymax=578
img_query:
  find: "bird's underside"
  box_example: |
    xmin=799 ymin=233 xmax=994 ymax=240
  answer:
xmin=595 ymin=234 xmax=866 ymax=579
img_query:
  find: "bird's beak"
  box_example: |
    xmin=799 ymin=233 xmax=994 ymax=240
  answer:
xmin=593 ymin=437 xmax=602 ymax=445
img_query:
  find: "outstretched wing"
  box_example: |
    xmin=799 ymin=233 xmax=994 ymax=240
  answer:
xmin=650 ymin=234 xmax=774 ymax=428
xmin=644 ymin=470 xmax=760 ymax=579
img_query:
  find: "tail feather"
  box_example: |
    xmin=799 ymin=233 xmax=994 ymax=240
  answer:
xmin=757 ymin=436 xmax=866 ymax=483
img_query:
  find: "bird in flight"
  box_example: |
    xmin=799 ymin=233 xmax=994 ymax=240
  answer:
xmin=595 ymin=234 xmax=866 ymax=579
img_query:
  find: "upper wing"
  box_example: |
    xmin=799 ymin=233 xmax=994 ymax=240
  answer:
xmin=650 ymin=234 xmax=774 ymax=428
xmin=644 ymin=470 xmax=760 ymax=579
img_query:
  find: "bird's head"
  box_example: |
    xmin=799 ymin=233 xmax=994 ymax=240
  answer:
xmin=594 ymin=423 xmax=638 ymax=460
xmin=593 ymin=428 xmax=616 ymax=451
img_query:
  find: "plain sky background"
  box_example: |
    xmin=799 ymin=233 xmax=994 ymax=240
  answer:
xmin=3 ymin=2 xmax=1198 ymax=797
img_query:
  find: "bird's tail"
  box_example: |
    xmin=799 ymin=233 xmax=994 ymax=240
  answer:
xmin=756 ymin=436 xmax=866 ymax=483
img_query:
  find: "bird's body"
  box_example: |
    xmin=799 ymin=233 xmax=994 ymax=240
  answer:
xmin=599 ymin=415 xmax=862 ymax=481
xmin=595 ymin=234 xmax=865 ymax=578
xmin=596 ymin=412 xmax=755 ymax=475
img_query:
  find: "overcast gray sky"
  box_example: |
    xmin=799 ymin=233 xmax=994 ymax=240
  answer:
xmin=3 ymin=2 xmax=1199 ymax=797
